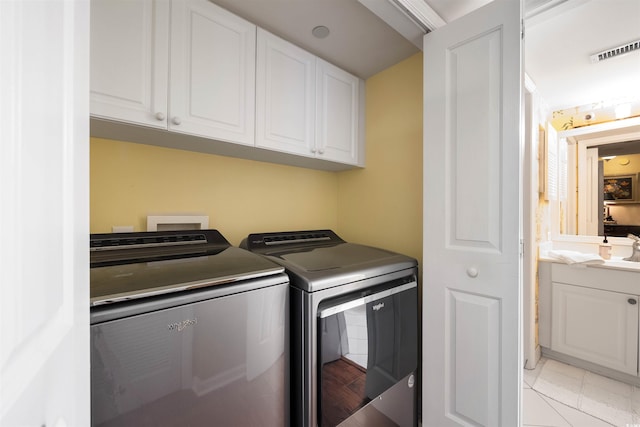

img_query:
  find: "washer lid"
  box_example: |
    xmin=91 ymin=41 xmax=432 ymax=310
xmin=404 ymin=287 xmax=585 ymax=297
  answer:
xmin=89 ymin=229 xmax=284 ymax=306
xmin=90 ymin=247 xmax=284 ymax=306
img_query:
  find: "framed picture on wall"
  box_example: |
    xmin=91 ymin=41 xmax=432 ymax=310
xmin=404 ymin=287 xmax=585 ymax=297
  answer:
xmin=604 ymin=174 xmax=637 ymax=201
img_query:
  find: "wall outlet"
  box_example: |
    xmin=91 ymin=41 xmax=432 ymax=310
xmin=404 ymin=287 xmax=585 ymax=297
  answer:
xmin=112 ymin=225 xmax=134 ymax=233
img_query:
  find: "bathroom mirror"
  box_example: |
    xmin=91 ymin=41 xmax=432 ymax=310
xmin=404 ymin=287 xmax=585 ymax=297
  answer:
xmin=559 ymin=119 xmax=640 ymax=237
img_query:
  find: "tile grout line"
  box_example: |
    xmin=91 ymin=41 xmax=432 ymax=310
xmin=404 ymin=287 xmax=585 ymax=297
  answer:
xmin=535 ymin=389 xmax=616 ymax=427
xmin=525 ymin=363 xmax=574 ymax=427
xmin=576 ymin=367 xmax=586 ymax=416
xmin=533 ymin=389 xmax=575 ymax=427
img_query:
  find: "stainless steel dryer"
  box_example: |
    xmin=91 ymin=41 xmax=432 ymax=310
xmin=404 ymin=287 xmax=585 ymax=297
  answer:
xmin=241 ymin=230 xmax=418 ymax=427
xmin=90 ymin=229 xmax=289 ymax=427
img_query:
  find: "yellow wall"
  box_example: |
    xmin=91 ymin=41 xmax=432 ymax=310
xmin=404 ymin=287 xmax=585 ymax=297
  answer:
xmin=90 ymin=52 xmax=423 ymax=261
xmin=551 ymin=101 xmax=640 ymax=131
xmin=337 ymin=53 xmax=423 ymax=266
xmin=90 ymin=139 xmax=338 ymax=245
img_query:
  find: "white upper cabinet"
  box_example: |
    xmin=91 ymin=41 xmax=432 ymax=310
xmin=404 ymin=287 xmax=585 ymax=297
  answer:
xmin=90 ymin=1 xmax=363 ymax=169
xmin=256 ymin=28 xmax=316 ymax=156
xmin=170 ymin=0 xmax=256 ymax=145
xmin=90 ymin=0 xmax=169 ymax=128
xmin=316 ymin=59 xmax=362 ymax=165
xmin=256 ymin=29 xmax=363 ymax=165
xmin=90 ymin=0 xmax=256 ymax=145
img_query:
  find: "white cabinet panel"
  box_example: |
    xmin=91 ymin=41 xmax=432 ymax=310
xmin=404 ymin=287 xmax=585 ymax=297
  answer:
xmin=316 ymin=59 xmax=361 ymax=165
xmin=551 ymin=282 xmax=638 ymax=375
xmin=90 ymin=0 xmax=169 ymax=128
xmin=170 ymin=0 xmax=255 ymax=144
xmin=256 ymin=28 xmax=316 ymax=156
xmin=90 ymin=0 xmax=255 ymax=144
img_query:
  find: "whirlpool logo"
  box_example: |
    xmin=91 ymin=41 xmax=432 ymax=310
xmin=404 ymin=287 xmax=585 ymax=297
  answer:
xmin=372 ymin=302 xmax=385 ymax=311
xmin=168 ymin=318 xmax=198 ymax=332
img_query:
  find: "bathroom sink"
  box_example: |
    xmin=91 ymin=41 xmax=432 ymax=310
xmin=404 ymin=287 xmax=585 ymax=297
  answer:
xmin=599 ymin=257 xmax=640 ymax=271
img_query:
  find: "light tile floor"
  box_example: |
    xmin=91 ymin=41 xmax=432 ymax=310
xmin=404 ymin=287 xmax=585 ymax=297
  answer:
xmin=523 ymin=356 xmax=637 ymax=427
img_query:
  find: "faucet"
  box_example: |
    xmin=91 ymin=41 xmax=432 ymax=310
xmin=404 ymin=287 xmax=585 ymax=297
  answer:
xmin=624 ymin=234 xmax=640 ymax=262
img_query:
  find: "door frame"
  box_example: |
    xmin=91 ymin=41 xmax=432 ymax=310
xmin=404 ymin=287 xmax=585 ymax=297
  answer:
xmin=523 ymin=75 xmax=541 ymax=370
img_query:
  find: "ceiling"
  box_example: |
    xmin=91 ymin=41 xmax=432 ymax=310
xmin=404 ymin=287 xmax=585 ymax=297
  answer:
xmin=210 ymin=0 xmax=640 ymax=112
xmin=210 ymin=0 xmax=419 ymax=79
xmin=599 ymin=140 xmax=640 ymax=157
xmin=525 ymin=0 xmax=640 ymax=111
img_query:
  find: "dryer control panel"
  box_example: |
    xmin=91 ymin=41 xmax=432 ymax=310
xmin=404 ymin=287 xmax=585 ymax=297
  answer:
xmin=241 ymin=229 xmax=344 ymax=253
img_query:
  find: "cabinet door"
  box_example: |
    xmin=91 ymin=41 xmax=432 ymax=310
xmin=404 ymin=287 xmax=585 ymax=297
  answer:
xmin=256 ymin=28 xmax=315 ymax=156
xmin=170 ymin=0 xmax=256 ymax=145
xmin=316 ymin=59 xmax=361 ymax=165
xmin=551 ymin=282 xmax=638 ymax=375
xmin=90 ymin=0 xmax=169 ymax=128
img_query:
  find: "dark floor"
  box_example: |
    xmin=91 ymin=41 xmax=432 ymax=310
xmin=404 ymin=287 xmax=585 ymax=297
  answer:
xmin=320 ymin=357 xmax=370 ymax=427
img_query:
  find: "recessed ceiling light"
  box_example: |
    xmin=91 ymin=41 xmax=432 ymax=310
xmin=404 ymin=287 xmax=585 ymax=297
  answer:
xmin=312 ymin=25 xmax=330 ymax=39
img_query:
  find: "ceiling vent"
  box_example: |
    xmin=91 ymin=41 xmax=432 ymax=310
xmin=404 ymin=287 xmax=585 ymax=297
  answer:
xmin=590 ymin=40 xmax=640 ymax=63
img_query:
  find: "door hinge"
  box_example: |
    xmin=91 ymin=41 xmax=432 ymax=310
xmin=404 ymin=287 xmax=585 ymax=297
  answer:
xmin=520 ymin=239 xmax=524 ymax=257
xmin=521 ymin=19 xmax=525 ymax=40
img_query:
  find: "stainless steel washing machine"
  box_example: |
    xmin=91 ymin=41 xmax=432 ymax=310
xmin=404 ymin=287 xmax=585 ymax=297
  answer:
xmin=90 ymin=229 xmax=289 ymax=426
xmin=241 ymin=230 xmax=418 ymax=427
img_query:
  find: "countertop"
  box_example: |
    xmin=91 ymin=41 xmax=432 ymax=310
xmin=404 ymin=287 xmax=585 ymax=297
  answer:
xmin=539 ymin=254 xmax=640 ymax=272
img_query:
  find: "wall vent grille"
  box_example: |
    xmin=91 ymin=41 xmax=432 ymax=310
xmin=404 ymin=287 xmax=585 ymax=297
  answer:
xmin=590 ymin=40 xmax=640 ymax=63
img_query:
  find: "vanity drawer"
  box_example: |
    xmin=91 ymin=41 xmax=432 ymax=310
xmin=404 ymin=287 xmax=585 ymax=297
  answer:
xmin=551 ymin=263 xmax=640 ymax=295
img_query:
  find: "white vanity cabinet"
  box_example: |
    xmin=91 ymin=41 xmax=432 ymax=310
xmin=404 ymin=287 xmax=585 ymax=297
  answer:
xmin=256 ymin=29 xmax=363 ymax=165
xmin=90 ymin=0 xmax=256 ymax=145
xmin=551 ymin=282 xmax=638 ymax=375
xmin=540 ymin=261 xmax=640 ymax=379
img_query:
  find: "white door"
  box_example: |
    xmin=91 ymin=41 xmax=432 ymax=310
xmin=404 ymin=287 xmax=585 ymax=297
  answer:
xmin=90 ymin=0 xmax=170 ymax=128
xmin=170 ymin=0 xmax=256 ymax=144
xmin=422 ymin=0 xmax=522 ymax=425
xmin=0 ymin=1 xmax=89 ymax=425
